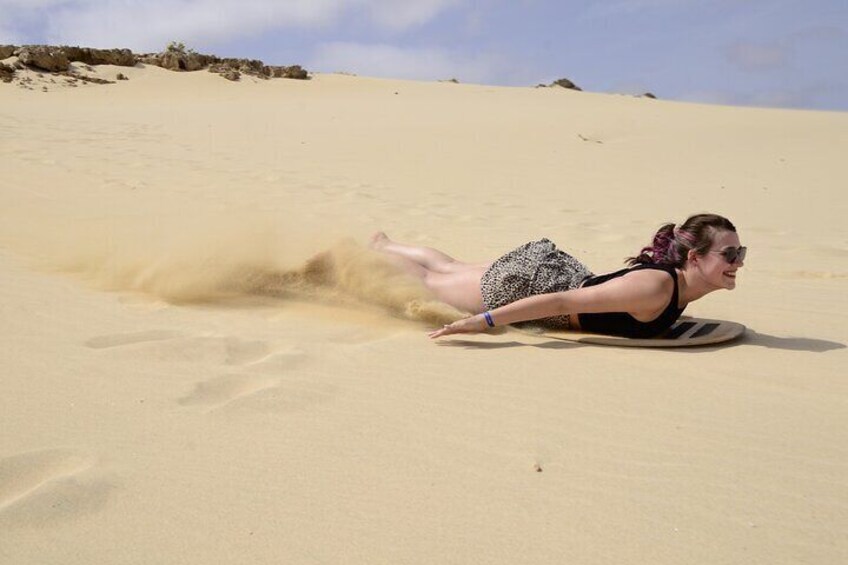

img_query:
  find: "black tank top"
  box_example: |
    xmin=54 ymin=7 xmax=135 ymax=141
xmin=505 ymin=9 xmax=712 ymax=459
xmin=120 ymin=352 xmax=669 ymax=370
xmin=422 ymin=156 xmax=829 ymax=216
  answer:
xmin=577 ymin=264 xmax=686 ymax=338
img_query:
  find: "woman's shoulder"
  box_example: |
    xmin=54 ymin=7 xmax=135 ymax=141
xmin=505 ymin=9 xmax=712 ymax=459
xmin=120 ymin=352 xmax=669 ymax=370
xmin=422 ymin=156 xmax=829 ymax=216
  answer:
xmin=620 ymin=267 xmax=676 ymax=290
xmin=599 ymin=267 xmax=676 ymax=304
xmin=583 ymin=266 xmax=675 ymax=297
xmin=590 ymin=263 xmax=676 ymax=285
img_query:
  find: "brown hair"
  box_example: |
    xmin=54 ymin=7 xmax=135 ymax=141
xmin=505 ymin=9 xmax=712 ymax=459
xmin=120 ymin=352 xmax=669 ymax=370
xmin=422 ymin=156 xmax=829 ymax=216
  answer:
xmin=626 ymin=213 xmax=737 ymax=268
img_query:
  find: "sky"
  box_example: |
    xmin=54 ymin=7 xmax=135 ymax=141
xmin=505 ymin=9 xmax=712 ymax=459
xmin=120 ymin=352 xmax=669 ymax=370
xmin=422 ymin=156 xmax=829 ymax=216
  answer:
xmin=1 ymin=0 xmax=846 ymax=111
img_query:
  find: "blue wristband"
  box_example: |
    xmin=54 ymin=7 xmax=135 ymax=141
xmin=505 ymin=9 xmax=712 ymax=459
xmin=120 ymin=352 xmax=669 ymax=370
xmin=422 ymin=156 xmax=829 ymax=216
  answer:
xmin=483 ymin=311 xmax=495 ymax=328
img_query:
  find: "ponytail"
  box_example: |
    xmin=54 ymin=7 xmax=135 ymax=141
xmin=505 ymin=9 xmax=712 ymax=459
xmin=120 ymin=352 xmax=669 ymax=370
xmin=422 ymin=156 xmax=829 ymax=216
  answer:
xmin=626 ymin=223 xmax=677 ymax=266
xmin=626 ymin=214 xmax=736 ymax=268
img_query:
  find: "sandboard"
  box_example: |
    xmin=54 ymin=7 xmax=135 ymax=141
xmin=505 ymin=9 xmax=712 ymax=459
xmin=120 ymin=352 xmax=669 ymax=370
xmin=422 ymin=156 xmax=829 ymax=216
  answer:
xmin=532 ymin=317 xmax=745 ymax=348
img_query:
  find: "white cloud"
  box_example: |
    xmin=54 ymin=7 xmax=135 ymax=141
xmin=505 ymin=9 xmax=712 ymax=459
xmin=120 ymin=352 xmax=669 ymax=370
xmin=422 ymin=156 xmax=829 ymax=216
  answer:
xmin=311 ymin=41 xmax=495 ymax=83
xmin=364 ymin=0 xmax=461 ymax=32
xmin=0 ymin=0 xmax=463 ymax=51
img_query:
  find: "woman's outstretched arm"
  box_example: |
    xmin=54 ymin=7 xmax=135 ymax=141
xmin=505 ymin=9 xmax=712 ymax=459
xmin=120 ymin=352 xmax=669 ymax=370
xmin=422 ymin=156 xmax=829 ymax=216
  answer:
xmin=428 ymin=270 xmax=673 ymax=338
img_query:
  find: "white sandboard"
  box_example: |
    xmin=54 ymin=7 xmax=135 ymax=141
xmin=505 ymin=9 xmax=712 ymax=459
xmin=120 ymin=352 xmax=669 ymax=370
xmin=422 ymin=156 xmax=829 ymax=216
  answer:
xmin=532 ymin=317 xmax=745 ymax=347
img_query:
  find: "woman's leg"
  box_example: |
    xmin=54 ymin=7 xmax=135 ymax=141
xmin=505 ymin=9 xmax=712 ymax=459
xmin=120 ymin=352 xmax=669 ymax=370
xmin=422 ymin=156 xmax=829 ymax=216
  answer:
xmin=424 ymin=266 xmax=489 ymax=313
xmin=370 ymin=232 xmax=485 ymax=274
xmin=370 ymin=233 xmax=490 ymax=313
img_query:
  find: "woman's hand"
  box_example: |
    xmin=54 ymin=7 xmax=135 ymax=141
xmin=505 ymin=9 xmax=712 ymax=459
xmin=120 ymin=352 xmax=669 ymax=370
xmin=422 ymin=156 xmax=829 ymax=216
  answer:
xmin=428 ymin=314 xmax=488 ymax=339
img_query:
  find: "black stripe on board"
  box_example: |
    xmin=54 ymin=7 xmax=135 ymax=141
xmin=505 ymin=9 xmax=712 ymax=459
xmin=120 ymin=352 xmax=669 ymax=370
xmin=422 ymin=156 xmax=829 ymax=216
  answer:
xmin=690 ymin=323 xmax=720 ymax=338
xmin=665 ymin=321 xmax=696 ymax=340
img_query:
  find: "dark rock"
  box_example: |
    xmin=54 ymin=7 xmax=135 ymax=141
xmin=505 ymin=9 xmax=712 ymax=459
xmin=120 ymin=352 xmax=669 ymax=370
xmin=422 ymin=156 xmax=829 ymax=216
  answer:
xmin=0 ymin=62 xmax=15 ymax=83
xmin=51 ymin=70 xmax=115 ymax=85
xmin=640 ymin=92 xmax=657 ymax=99
xmin=225 ymin=58 xmax=265 ymax=73
xmin=71 ymin=73 xmax=114 ymax=85
xmin=116 ymin=72 xmax=128 ymax=80
xmin=10 ymin=43 xmax=310 ymax=84
xmin=17 ymin=45 xmax=70 ymax=72
xmin=157 ymin=49 xmax=211 ymax=71
xmin=207 ymin=59 xmax=307 ymax=81
xmin=60 ymin=47 xmax=136 ymax=67
xmin=136 ymin=53 xmax=157 ymax=65
xmin=269 ymin=65 xmax=308 ymax=79
xmin=550 ymin=77 xmax=582 ymax=91
xmin=210 ymin=58 xmax=269 ymax=78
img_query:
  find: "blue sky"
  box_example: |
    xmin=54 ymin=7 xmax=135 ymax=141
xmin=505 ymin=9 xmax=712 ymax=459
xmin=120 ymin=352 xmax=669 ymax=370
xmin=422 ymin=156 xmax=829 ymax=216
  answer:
xmin=2 ymin=0 xmax=846 ymax=111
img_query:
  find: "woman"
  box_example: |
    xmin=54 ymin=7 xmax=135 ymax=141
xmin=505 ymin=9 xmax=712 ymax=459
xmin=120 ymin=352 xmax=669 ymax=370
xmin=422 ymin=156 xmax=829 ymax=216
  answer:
xmin=370 ymin=213 xmax=746 ymax=339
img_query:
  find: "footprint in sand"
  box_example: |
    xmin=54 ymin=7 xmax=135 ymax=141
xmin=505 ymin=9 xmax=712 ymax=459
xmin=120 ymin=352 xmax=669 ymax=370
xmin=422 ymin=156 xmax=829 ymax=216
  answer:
xmin=178 ymin=374 xmax=337 ymax=413
xmin=247 ymin=349 xmax=308 ymax=373
xmin=85 ymin=332 xmax=271 ymax=366
xmin=0 ymin=449 xmax=115 ymax=528
xmin=84 ymin=330 xmax=184 ymax=349
xmin=178 ymin=373 xmax=282 ymax=410
xmin=177 ymin=350 xmax=316 ymax=411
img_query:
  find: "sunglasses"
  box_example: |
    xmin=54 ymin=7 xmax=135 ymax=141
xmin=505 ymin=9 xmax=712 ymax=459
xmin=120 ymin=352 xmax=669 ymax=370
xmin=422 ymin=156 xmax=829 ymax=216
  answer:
xmin=711 ymin=246 xmax=747 ymax=264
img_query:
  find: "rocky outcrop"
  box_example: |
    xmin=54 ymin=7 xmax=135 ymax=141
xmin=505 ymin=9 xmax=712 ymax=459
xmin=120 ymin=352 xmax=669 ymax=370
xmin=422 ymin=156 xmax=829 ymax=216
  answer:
xmin=640 ymin=92 xmax=657 ymax=99
xmin=0 ymin=62 xmax=15 ymax=83
xmin=68 ymin=73 xmax=113 ymax=85
xmin=3 ymin=43 xmax=309 ymax=87
xmin=155 ymin=50 xmax=214 ymax=72
xmin=60 ymin=47 xmax=136 ymax=66
xmin=17 ymin=45 xmax=71 ymax=72
xmin=206 ymin=59 xmax=309 ymax=81
xmin=550 ymin=77 xmax=582 ymax=91
xmin=208 ymin=58 xmax=267 ymax=77
xmin=269 ymin=65 xmax=308 ymax=79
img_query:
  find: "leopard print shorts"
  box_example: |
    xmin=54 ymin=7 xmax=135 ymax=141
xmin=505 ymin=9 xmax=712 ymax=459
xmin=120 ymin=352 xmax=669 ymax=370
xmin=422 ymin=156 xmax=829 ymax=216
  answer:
xmin=480 ymin=239 xmax=593 ymax=329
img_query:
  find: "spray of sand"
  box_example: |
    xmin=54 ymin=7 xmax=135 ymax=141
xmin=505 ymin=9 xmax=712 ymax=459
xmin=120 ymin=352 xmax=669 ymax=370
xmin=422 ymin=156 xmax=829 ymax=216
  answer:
xmin=232 ymin=239 xmax=467 ymax=326
xmin=0 ymin=209 xmax=465 ymax=326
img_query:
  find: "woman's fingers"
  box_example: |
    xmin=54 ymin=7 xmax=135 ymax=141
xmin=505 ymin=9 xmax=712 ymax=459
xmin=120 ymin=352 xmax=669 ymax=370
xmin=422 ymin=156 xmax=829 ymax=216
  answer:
xmin=428 ymin=324 xmax=454 ymax=339
xmin=428 ymin=317 xmax=485 ymax=339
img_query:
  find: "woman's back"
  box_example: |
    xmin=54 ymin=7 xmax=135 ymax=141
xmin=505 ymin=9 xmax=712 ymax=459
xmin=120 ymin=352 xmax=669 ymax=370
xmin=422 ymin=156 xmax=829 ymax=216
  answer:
xmin=578 ymin=264 xmax=685 ymax=338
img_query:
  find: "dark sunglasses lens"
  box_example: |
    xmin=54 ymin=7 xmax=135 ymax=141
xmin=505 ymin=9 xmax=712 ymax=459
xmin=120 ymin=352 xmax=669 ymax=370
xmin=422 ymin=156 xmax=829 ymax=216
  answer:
xmin=723 ymin=247 xmax=746 ymax=263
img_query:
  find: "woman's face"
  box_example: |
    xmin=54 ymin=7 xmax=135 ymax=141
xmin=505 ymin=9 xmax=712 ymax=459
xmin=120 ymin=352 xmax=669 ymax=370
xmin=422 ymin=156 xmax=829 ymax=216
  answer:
xmin=692 ymin=229 xmax=745 ymax=290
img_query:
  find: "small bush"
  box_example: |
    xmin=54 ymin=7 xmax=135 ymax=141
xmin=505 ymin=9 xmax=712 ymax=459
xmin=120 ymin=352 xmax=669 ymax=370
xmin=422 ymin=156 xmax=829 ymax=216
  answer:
xmin=165 ymin=41 xmax=196 ymax=55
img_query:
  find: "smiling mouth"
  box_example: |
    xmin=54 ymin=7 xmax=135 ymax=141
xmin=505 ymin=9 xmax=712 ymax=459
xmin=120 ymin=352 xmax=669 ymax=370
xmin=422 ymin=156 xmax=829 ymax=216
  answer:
xmin=724 ymin=272 xmax=737 ymax=278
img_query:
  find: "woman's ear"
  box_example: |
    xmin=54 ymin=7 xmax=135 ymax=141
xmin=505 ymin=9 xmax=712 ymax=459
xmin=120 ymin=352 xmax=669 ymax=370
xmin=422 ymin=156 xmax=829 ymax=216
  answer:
xmin=687 ymin=249 xmax=699 ymax=263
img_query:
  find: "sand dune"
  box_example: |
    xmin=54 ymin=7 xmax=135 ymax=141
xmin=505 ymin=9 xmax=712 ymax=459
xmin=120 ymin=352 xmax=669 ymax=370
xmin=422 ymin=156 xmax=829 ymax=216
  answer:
xmin=1 ymin=64 xmax=847 ymax=564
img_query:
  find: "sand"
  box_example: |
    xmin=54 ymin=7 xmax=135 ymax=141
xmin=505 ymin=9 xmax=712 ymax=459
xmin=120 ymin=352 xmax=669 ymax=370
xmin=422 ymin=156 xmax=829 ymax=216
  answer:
xmin=1 ymin=61 xmax=847 ymax=564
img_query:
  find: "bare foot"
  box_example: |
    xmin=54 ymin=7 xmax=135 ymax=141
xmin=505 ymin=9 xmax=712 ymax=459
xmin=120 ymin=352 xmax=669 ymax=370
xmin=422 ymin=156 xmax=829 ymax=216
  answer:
xmin=369 ymin=231 xmax=390 ymax=250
